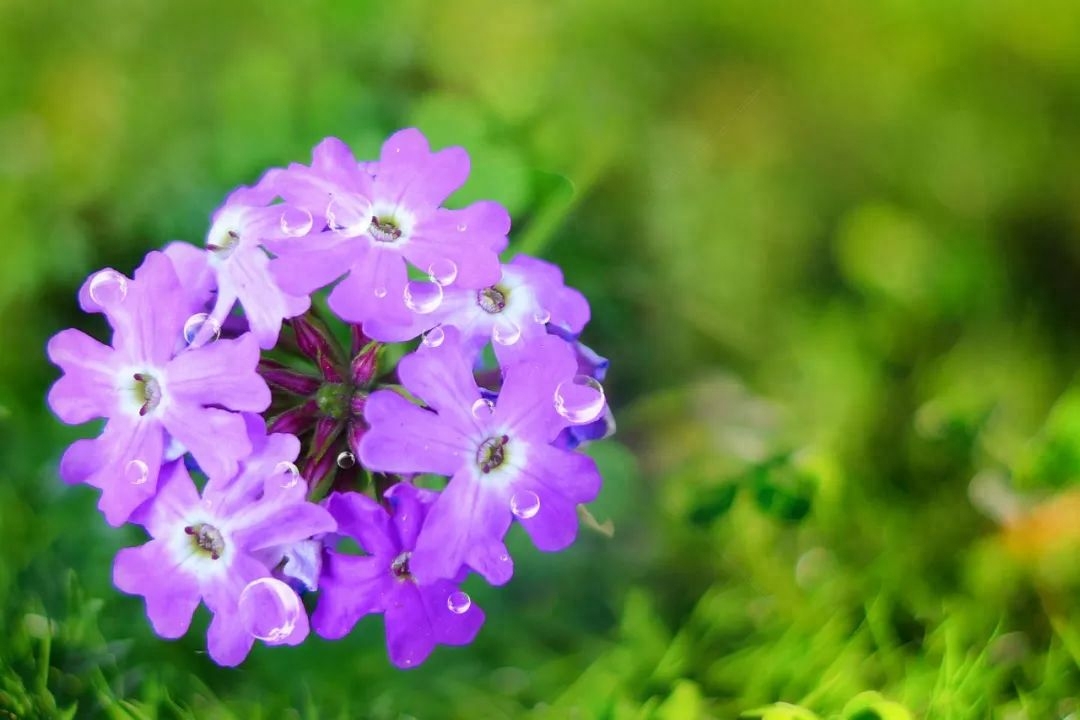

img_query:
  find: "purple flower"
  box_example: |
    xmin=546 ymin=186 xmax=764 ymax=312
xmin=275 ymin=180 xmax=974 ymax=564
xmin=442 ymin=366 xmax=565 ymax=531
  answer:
xmin=48 ymin=251 xmax=271 ymax=525
xmin=267 ymin=130 xmax=508 ymax=335
xmin=200 ymin=180 xmax=312 ymax=349
xmin=367 ymin=254 xmax=591 ymax=356
xmin=358 ymin=329 xmax=603 ymax=585
xmin=312 ymin=483 xmax=484 ymax=668
xmin=113 ymin=442 xmax=335 ymax=666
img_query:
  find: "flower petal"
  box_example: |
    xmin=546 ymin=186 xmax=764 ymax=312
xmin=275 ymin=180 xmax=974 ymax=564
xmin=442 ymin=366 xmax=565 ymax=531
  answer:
xmin=206 ymin=607 xmax=256 ymax=667
xmin=384 ymin=585 xmax=436 ymax=669
xmin=113 ymin=539 xmax=201 ymax=639
xmin=162 ymin=405 xmax=251 ymax=481
xmin=410 ymin=470 xmax=514 ymax=585
xmin=165 ymin=335 xmax=270 ymax=412
xmin=327 ymin=244 xmax=412 ymax=328
xmin=312 ymin=553 xmax=390 ymax=640
xmin=359 ymin=391 xmax=470 ymax=476
xmin=422 ymin=578 xmax=485 ymax=647
xmin=46 ymin=329 xmax=120 ymax=424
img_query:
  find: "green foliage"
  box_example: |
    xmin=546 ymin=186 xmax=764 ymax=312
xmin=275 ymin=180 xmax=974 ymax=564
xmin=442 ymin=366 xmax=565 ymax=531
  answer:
xmin=4 ymin=0 xmax=1080 ymax=717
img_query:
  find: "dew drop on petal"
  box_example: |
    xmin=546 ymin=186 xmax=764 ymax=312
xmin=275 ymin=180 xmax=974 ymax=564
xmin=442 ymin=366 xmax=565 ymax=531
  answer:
xmin=326 ymin=196 xmax=371 ymax=236
xmin=456 ymin=223 xmax=467 ymax=232
xmin=237 ymin=577 xmax=301 ymax=642
xmin=427 ymin=259 xmax=458 ymax=287
xmin=532 ymin=307 xmax=551 ymax=324
xmin=274 ymin=461 xmax=300 ymax=489
xmin=336 ymin=451 xmax=356 ymax=469
xmin=554 ymin=375 xmax=606 ymax=424
xmin=471 ymin=398 xmax=495 ymax=420
xmin=447 ymin=591 xmax=472 ymax=614
xmin=183 ymin=313 xmax=222 ymax=346
xmin=125 ymin=459 xmax=149 ymax=485
xmin=373 ymin=286 xmax=387 ymax=299
xmin=279 ymin=205 xmax=313 ymax=237
xmin=510 ymin=490 xmax=541 ymax=520
xmin=88 ymin=270 xmax=128 ymax=307
xmin=421 ymin=326 xmax=445 ymax=348
xmin=403 ymin=280 xmax=444 ymax=314
xmin=492 ymin=318 xmax=522 ymax=346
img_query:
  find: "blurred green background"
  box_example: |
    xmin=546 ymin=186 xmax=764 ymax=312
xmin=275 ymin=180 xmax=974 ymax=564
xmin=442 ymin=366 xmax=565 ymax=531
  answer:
xmin=3 ymin=0 xmax=1080 ymax=717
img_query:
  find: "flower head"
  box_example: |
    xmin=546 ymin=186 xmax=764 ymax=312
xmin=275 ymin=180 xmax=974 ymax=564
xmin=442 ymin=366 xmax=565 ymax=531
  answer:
xmin=113 ymin=433 xmax=335 ymax=666
xmin=267 ymin=130 xmax=508 ymax=336
xmin=313 ymin=483 xmax=484 ymax=668
xmin=359 ymin=329 xmax=604 ymax=584
xmin=48 ymin=251 xmax=271 ymax=525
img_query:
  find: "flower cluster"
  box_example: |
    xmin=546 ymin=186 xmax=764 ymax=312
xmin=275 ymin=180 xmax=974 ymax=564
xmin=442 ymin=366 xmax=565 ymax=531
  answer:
xmin=47 ymin=129 xmax=614 ymax=668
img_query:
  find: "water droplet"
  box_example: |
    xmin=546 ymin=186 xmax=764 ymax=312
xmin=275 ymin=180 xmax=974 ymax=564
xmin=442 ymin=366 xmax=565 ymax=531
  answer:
xmin=183 ymin=313 xmax=222 ymax=346
xmin=88 ymin=270 xmax=128 ymax=307
xmin=279 ymin=205 xmax=313 ymax=237
xmin=456 ymin=223 xmax=467 ymax=232
xmin=427 ymin=259 xmax=458 ymax=286
xmin=403 ymin=280 xmax=444 ymax=314
xmin=237 ymin=577 xmax=301 ymax=642
xmin=554 ymin=375 xmax=606 ymax=424
xmin=421 ymin=326 xmax=445 ymax=348
xmin=326 ymin=196 xmax=371 ymax=237
xmin=492 ymin=318 xmax=522 ymax=346
xmin=125 ymin=459 xmax=149 ymax=485
xmin=275 ymin=461 xmax=300 ymax=489
xmin=532 ymin=307 xmax=551 ymax=324
xmin=373 ymin=286 xmax=387 ymax=298
xmin=471 ymin=398 xmax=495 ymax=420
xmin=336 ymin=451 xmax=356 ymax=468
xmin=447 ymin=591 xmax=472 ymax=614
xmin=510 ymin=490 xmax=541 ymax=519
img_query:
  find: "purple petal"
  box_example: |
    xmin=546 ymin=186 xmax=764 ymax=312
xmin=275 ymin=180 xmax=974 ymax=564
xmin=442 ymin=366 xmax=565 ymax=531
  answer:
xmin=325 ymin=491 xmax=398 ymax=559
xmin=269 ymin=233 xmax=356 ymax=297
xmin=327 ymin=245 xmax=412 ymax=328
xmin=230 ymin=495 xmax=336 ymax=553
xmin=312 ymin=553 xmax=389 ymax=639
xmin=494 ymin=337 xmax=579 ymax=443
xmin=164 ymin=335 xmax=270 ymax=412
xmin=111 ymin=252 xmax=190 ymax=366
xmin=46 ymin=329 xmax=119 ymax=424
xmin=359 ymin=391 xmax=470 ymax=476
xmin=395 ymin=329 xmax=481 ymax=428
xmin=512 ymin=477 xmax=580 ymax=551
xmin=83 ymin=417 xmax=165 ymax=526
xmin=128 ymin=459 xmax=200 ymax=536
xmin=385 ymin=482 xmax=437 ymax=549
xmin=422 ymin=578 xmax=485 ymax=646
xmin=410 ymin=470 xmax=514 ymax=585
xmin=377 ymin=129 xmax=470 ymax=209
xmin=162 ymin=404 xmax=250 ymax=481
xmin=162 ymin=241 xmax=216 ymax=310
xmin=516 ymin=443 xmax=602 ymax=506
xmin=213 ymin=245 xmax=311 ymax=349
xmin=113 ymin=539 xmax=201 ymax=639
xmin=404 ymin=202 xmax=509 ymax=288
xmin=206 ymin=607 xmax=256 ymax=667
xmin=384 ymin=586 xmax=437 ymax=669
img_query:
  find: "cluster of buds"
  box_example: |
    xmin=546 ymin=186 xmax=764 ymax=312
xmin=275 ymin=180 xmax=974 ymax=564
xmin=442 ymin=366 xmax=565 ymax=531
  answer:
xmin=46 ymin=129 xmax=614 ymax=667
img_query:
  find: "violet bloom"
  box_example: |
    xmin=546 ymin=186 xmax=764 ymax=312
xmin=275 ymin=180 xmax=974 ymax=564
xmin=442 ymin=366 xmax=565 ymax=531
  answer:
xmin=367 ymin=254 xmax=591 ymax=359
xmin=267 ymin=130 xmax=508 ymax=334
xmin=48 ymin=251 xmax=270 ymax=525
xmin=200 ymin=180 xmax=312 ymax=349
xmin=113 ymin=452 xmax=335 ymax=666
xmin=358 ymin=329 xmax=603 ymax=585
xmin=313 ymin=484 xmax=484 ymax=668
